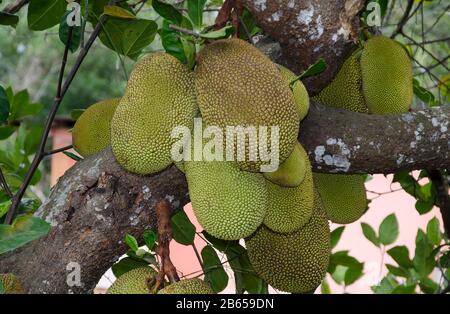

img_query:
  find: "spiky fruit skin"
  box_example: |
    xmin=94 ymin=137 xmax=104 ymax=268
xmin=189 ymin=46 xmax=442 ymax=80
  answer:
xmin=361 ymin=36 xmax=413 ymax=114
xmin=195 ymin=38 xmax=300 ymax=172
xmin=278 ymin=65 xmax=310 ymax=120
xmin=158 ymin=278 xmax=214 ymax=294
xmin=263 ymin=142 xmax=307 ymax=187
xmin=246 ymin=192 xmax=330 ymax=293
xmin=185 ymin=159 xmax=267 ymax=240
xmin=313 ymin=173 xmax=367 ymax=224
xmin=72 ymin=98 xmax=120 ymax=157
xmin=111 ymin=53 xmax=198 ymax=175
xmin=314 ymin=53 xmax=368 ymax=113
xmin=107 ymin=267 xmax=157 ymax=294
xmin=263 ymin=145 xmax=314 ymax=233
xmin=0 ymin=273 xmax=24 ymax=294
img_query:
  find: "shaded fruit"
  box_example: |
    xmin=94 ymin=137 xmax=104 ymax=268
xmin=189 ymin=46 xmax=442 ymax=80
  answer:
xmin=313 ymin=173 xmax=367 ymax=224
xmin=0 ymin=273 xmax=24 ymax=294
xmin=246 ymin=192 xmax=330 ymax=293
xmin=158 ymin=278 xmax=214 ymax=294
xmin=107 ymin=267 xmax=157 ymax=294
xmin=72 ymin=98 xmax=120 ymax=157
xmin=278 ymin=65 xmax=310 ymax=120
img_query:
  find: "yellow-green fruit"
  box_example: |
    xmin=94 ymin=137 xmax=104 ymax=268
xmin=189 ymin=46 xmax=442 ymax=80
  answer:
xmin=263 ymin=142 xmax=307 ymax=187
xmin=0 ymin=273 xmax=24 ymax=294
xmin=313 ymin=173 xmax=367 ymax=224
xmin=314 ymin=52 xmax=368 ymax=113
xmin=111 ymin=53 xmax=198 ymax=175
xmin=361 ymin=36 xmax=413 ymax=114
xmin=158 ymin=278 xmax=214 ymax=294
xmin=246 ymin=192 xmax=330 ymax=293
xmin=278 ymin=65 xmax=310 ymax=120
xmin=185 ymin=159 xmax=267 ymax=240
xmin=263 ymin=146 xmax=314 ymax=233
xmin=174 ymin=161 xmax=185 ymax=174
xmin=195 ymin=38 xmax=299 ymax=172
xmin=107 ymin=267 xmax=157 ymax=294
xmin=72 ymin=98 xmax=120 ymax=157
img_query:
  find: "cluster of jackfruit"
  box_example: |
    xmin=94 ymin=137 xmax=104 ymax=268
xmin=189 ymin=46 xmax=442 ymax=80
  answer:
xmin=72 ymin=37 xmax=381 ymax=294
xmin=314 ymin=36 xmax=413 ymax=115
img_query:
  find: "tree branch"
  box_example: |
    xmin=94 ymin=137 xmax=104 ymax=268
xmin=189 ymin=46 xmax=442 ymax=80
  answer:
xmin=2 ymin=0 xmax=29 ymax=14
xmin=391 ymin=0 xmax=415 ymax=38
xmin=427 ymin=170 xmax=450 ymax=237
xmin=0 ymin=167 xmax=13 ymax=199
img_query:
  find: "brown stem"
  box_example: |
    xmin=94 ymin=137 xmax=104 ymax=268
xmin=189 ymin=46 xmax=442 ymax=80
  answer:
xmin=153 ymin=199 xmax=179 ymax=291
xmin=0 ymin=167 xmax=13 ymax=199
xmin=428 ymin=169 xmax=450 ymax=238
xmin=43 ymin=145 xmax=74 ymax=157
xmin=2 ymin=0 xmax=29 ymax=14
xmin=391 ymin=0 xmax=415 ymax=38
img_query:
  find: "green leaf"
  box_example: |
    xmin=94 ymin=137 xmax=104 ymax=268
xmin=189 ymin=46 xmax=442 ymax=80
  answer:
xmin=413 ymin=79 xmax=437 ymax=106
xmin=0 ymin=126 xmax=15 ymax=140
xmin=28 ymin=0 xmax=67 ymax=31
xmin=63 ymin=151 xmax=82 ymax=162
xmin=103 ymin=5 xmax=136 ymax=19
xmin=0 ymin=86 xmax=9 ymax=123
xmin=111 ymin=257 xmax=149 ymax=278
xmin=293 ymin=58 xmax=327 ymax=83
xmin=0 ymin=200 xmax=11 ymax=219
xmin=237 ymin=252 xmax=267 ymax=294
xmin=378 ymin=213 xmax=399 ymax=245
xmin=419 ymin=277 xmax=439 ymax=294
xmin=187 ymin=0 xmax=207 ymax=27
xmin=199 ymin=25 xmax=234 ymax=39
xmin=99 ymin=17 xmax=158 ymax=60
xmin=0 ymin=215 xmax=50 ymax=254
xmin=330 ymin=226 xmax=345 ymax=249
xmin=143 ymin=230 xmax=157 ymax=251
xmin=393 ymin=170 xmax=418 ymax=198
xmin=159 ymin=19 xmax=186 ymax=62
xmin=321 ymin=279 xmax=331 ymax=294
xmin=152 ymin=0 xmax=183 ymax=25
xmin=361 ymin=222 xmax=379 ymax=247
xmin=0 ymin=280 xmax=4 ymax=294
xmin=124 ymin=233 xmax=139 ymax=252
xmin=413 ymin=229 xmax=435 ymax=277
xmin=180 ymin=37 xmax=196 ymax=70
xmin=59 ymin=11 xmax=82 ymax=53
xmin=439 ymin=251 xmax=450 ymax=268
xmin=0 ymin=12 xmax=19 ymax=28
xmin=171 ymin=210 xmax=196 ymax=245
xmin=70 ymin=109 xmax=85 ymax=121
xmin=387 ymin=245 xmax=413 ymax=268
xmin=415 ymin=198 xmax=434 ymax=215
xmin=426 ymin=217 xmax=441 ymax=246
xmin=386 ymin=264 xmax=410 ymax=278
xmin=201 ymin=245 xmax=228 ymax=293
xmin=391 ymin=284 xmax=416 ymax=294
xmin=329 ymin=251 xmax=364 ymax=285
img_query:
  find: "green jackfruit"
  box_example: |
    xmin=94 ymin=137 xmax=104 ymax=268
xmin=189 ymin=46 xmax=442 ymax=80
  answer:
xmin=72 ymin=98 xmax=120 ymax=157
xmin=185 ymin=159 xmax=267 ymax=240
xmin=263 ymin=142 xmax=307 ymax=187
xmin=111 ymin=53 xmax=198 ymax=175
xmin=246 ymin=192 xmax=330 ymax=293
xmin=107 ymin=267 xmax=157 ymax=294
xmin=314 ymin=52 xmax=368 ymax=113
xmin=361 ymin=36 xmax=413 ymax=114
xmin=158 ymin=278 xmax=214 ymax=294
xmin=278 ymin=65 xmax=310 ymax=120
xmin=0 ymin=273 xmax=24 ymax=294
xmin=263 ymin=145 xmax=314 ymax=233
xmin=195 ymin=38 xmax=299 ymax=172
xmin=313 ymin=173 xmax=367 ymax=224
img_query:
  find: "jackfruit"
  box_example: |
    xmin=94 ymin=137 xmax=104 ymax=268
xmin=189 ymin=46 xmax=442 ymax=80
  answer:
xmin=72 ymin=98 xmax=120 ymax=157
xmin=107 ymin=267 xmax=157 ymax=294
xmin=263 ymin=145 xmax=314 ymax=233
xmin=313 ymin=173 xmax=367 ymax=224
xmin=361 ymin=36 xmax=413 ymax=114
xmin=263 ymin=142 xmax=307 ymax=187
xmin=314 ymin=52 xmax=368 ymax=113
xmin=246 ymin=192 xmax=330 ymax=293
xmin=185 ymin=158 xmax=267 ymax=240
xmin=195 ymin=38 xmax=300 ymax=172
xmin=0 ymin=273 xmax=24 ymax=294
xmin=111 ymin=53 xmax=198 ymax=175
xmin=278 ymin=65 xmax=310 ymax=120
xmin=158 ymin=278 xmax=214 ymax=294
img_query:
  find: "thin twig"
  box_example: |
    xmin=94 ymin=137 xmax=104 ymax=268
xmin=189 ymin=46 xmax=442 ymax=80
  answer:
xmin=168 ymin=24 xmax=200 ymax=37
xmin=391 ymin=0 xmax=415 ymax=38
xmin=0 ymin=167 xmax=13 ymax=199
xmin=4 ymin=12 xmax=111 ymax=225
xmin=43 ymin=145 xmax=74 ymax=157
xmin=428 ymin=169 xmax=450 ymax=238
xmin=191 ymin=243 xmax=204 ymax=270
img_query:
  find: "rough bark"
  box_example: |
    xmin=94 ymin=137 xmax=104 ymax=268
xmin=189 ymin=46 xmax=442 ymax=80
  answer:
xmin=0 ymin=148 xmax=189 ymax=294
xmin=242 ymin=0 xmax=364 ymax=94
